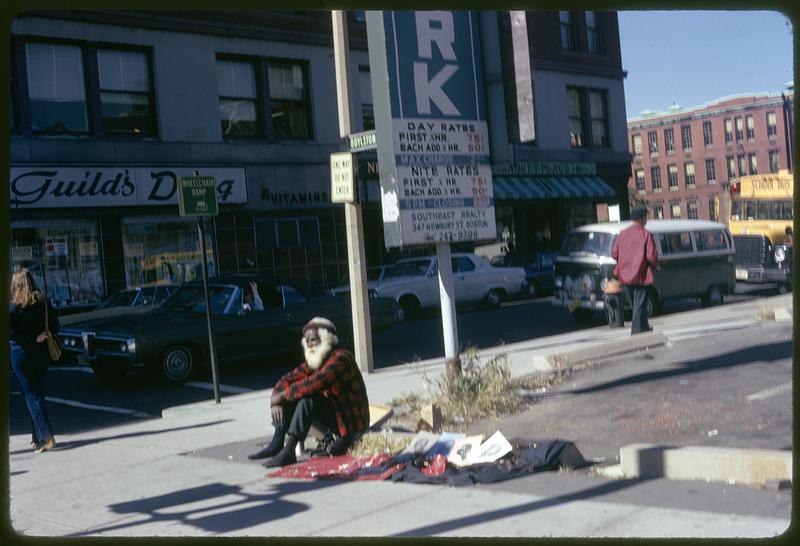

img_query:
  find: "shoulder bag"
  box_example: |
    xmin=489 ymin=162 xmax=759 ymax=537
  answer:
xmin=43 ymin=300 xmax=62 ymax=362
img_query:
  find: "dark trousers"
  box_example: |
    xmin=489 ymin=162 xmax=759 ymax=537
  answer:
xmin=623 ymin=284 xmax=651 ymax=335
xmin=279 ymin=395 xmax=338 ymax=442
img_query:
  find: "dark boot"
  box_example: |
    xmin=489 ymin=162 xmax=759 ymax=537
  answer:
xmin=262 ymin=435 xmax=299 ymax=468
xmin=247 ymin=423 xmax=286 ymax=460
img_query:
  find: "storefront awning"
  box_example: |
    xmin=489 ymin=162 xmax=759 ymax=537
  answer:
xmin=492 ymin=176 xmax=617 ymax=200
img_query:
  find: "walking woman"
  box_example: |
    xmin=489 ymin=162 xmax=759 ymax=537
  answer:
xmin=9 ymin=268 xmax=59 ymax=453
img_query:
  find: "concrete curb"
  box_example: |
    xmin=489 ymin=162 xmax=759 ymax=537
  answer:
xmin=546 ymin=332 xmax=668 ymax=369
xmin=618 ymin=443 xmax=793 ymax=487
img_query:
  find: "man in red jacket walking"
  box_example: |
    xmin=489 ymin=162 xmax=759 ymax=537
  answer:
xmin=248 ymin=317 xmax=370 ymax=468
xmin=611 ymin=208 xmax=659 ymax=335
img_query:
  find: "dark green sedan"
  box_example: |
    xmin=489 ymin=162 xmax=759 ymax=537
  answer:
xmin=57 ymin=276 xmax=401 ymax=383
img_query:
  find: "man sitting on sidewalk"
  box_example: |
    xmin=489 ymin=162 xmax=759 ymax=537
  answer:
xmin=248 ymin=317 xmax=370 ymax=468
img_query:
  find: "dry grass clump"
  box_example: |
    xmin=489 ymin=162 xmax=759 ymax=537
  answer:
xmin=349 ymin=432 xmax=412 ymax=457
xmin=390 ymin=347 xmax=528 ymax=430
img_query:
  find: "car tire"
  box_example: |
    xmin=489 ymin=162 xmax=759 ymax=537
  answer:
xmin=89 ymin=363 xmax=125 ymax=383
xmin=777 ymin=281 xmax=792 ymax=294
xmin=528 ymin=281 xmax=539 ymax=299
xmin=485 ymin=288 xmax=504 ymax=308
xmin=399 ymin=295 xmax=421 ymax=321
xmin=645 ymin=291 xmax=658 ymax=318
xmin=701 ymin=286 xmax=724 ymax=307
xmin=160 ymin=345 xmax=196 ymax=384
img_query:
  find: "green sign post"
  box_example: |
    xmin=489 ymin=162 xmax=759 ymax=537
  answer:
xmin=179 ymin=175 xmax=221 ymax=403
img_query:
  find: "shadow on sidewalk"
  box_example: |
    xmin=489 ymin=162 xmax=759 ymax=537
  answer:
xmin=66 ymin=479 xmax=341 ymax=536
xmin=570 ymin=340 xmax=792 ymax=395
xmin=391 ymin=475 xmax=654 ymax=537
xmin=9 ymin=419 xmax=234 ymax=455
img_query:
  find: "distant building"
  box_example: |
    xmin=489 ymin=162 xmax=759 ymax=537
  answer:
xmin=626 ymin=92 xmax=794 ymax=221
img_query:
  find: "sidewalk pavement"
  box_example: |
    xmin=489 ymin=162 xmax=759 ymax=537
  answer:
xmin=7 ymin=293 xmax=793 ymax=537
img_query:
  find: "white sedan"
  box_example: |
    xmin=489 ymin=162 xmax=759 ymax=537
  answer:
xmin=372 ymin=253 xmax=528 ymax=319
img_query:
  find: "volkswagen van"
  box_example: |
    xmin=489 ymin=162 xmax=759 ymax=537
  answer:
xmin=553 ymin=219 xmax=736 ymax=321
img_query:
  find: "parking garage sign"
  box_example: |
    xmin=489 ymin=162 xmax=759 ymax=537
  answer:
xmin=367 ymin=11 xmax=495 ymax=248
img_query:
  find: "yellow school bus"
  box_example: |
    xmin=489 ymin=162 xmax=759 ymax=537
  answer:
xmin=726 ymin=170 xmax=793 ymax=291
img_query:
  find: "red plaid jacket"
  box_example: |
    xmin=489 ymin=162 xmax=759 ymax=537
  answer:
xmin=271 ymin=348 xmax=370 ymax=438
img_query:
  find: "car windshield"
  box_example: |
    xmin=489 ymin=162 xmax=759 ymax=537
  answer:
xmin=162 ymin=284 xmax=236 ymax=315
xmin=97 ymin=290 xmax=138 ymax=309
xmin=384 ymin=260 xmax=431 ymax=279
xmin=559 ymin=232 xmax=614 ymax=257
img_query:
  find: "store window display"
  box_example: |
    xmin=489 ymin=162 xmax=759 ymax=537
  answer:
xmin=122 ymin=219 xmax=215 ymax=289
xmin=10 ymin=221 xmax=104 ymax=310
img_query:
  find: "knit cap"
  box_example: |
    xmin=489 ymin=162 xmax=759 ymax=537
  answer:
xmin=303 ymin=316 xmax=337 ymax=336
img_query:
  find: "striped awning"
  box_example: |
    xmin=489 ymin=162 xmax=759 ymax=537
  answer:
xmin=492 ymin=176 xmax=617 ymax=200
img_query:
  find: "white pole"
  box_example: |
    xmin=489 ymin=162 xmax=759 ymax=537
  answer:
xmin=332 ymin=10 xmax=374 ymax=373
xmin=436 ymin=242 xmax=461 ymax=381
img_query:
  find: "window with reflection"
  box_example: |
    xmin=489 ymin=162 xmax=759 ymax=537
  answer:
xmin=25 ymin=42 xmax=88 ymax=133
xmin=98 ymin=49 xmax=154 ymax=135
xmin=217 ymin=58 xmax=260 ymax=138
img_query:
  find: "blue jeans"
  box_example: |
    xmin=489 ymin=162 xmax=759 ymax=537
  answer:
xmin=10 ymin=343 xmax=54 ymax=444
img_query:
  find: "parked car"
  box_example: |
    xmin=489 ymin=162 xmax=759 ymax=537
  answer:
xmin=492 ymin=251 xmax=557 ymax=298
xmin=371 ymin=253 xmax=528 ymax=319
xmin=59 ymin=284 xmax=179 ymax=326
xmin=553 ymin=219 xmax=736 ymax=321
xmin=57 ymin=276 xmax=401 ymax=383
xmin=329 ymin=265 xmax=391 ymax=295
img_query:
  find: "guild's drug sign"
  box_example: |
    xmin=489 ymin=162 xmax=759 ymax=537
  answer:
xmin=367 ymin=10 xmax=496 ymax=248
xmin=331 ymin=152 xmax=356 ymax=203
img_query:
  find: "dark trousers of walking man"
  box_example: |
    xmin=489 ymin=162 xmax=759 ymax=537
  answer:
xmin=623 ymin=284 xmax=651 ymax=334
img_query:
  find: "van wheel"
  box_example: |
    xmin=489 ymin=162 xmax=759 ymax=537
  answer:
xmin=701 ymin=286 xmax=724 ymax=307
xmin=645 ymin=292 xmax=658 ymax=318
xmin=777 ymin=281 xmax=792 ymax=294
xmin=571 ymin=309 xmax=595 ymax=322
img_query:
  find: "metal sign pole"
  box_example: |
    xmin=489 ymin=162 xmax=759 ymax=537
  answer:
xmin=197 ymin=217 xmax=221 ymax=403
xmin=436 ymin=242 xmax=461 ymax=382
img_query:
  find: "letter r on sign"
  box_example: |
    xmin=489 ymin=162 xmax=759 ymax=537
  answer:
xmin=415 ymin=12 xmax=457 ymax=60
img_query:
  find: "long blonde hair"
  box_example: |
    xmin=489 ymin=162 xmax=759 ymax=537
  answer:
xmin=11 ymin=268 xmax=44 ymax=308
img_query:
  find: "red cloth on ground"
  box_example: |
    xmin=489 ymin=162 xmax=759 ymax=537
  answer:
xmin=266 ymin=453 xmax=406 ymax=481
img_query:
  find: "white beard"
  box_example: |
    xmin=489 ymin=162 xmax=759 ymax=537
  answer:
xmin=302 ymin=328 xmax=338 ymax=370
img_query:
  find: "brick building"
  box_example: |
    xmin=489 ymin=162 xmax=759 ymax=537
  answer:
xmin=627 ymin=92 xmax=794 ymax=221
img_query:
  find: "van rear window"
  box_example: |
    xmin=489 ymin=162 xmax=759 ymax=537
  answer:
xmin=559 ymin=232 xmax=614 ymax=256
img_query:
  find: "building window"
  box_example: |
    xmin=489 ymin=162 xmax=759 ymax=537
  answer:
xmin=735 ymin=117 xmax=744 ymax=141
xmin=727 ymin=156 xmax=736 ymax=178
xmin=25 ymin=42 xmax=88 ymax=133
xmin=11 ymin=220 xmax=105 ymax=310
xmin=651 ymin=165 xmax=662 ymax=191
xmin=770 ymin=150 xmax=780 ymax=173
xmin=687 ymin=201 xmax=698 ymax=220
xmin=745 ymin=115 xmax=755 ymax=140
xmin=97 ymin=49 xmax=155 ymax=135
xmin=680 ymin=124 xmax=692 ymax=151
xmin=648 ymin=130 xmax=658 ymax=155
xmin=217 ymin=58 xmax=260 ymax=138
xmin=705 ymin=158 xmax=716 ymax=184
xmin=359 ymin=66 xmax=374 ymax=131
xmin=664 ymin=128 xmax=675 ymax=154
xmin=670 ymin=202 xmax=681 ymax=219
xmin=708 ymin=199 xmax=717 ymax=221
xmin=631 ymin=134 xmax=642 ymax=157
xmin=653 ymin=204 xmax=664 ymax=219
xmin=667 ymin=164 xmax=679 ymax=190
xmin=724 ymin=118 xmax=733 ymax=143
xmin=684 ymin=162 xmax=695 ymax=187
xmin=748 ymin=153 xmax=758 ymax=175
xmin=635 ymin=169 xmax=646 ymax=192
xmin=268 ymin=61 xmax=312 ymax=140
xmin=767 ymin=111 xmax=778 ymax=138
xmin=737 ymin=154 xmax=747 ymax=176
xmin=703 ymin=120 xmax=713 ymax=147
xmin=586 ymin=11 xmax=605 ymax=54
xmin=567 ymin=87 xmax=608 ymax=148
xmin=559 ymin=11 xmax=578 ymax=51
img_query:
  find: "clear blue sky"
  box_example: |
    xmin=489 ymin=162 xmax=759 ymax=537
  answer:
xmin=618 ymin=10 xmax=794 ymax=119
